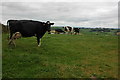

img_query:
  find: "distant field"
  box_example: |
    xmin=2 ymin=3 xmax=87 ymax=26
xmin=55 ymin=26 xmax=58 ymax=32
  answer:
xmin=2 ymin=29 xmax=118 ymax=78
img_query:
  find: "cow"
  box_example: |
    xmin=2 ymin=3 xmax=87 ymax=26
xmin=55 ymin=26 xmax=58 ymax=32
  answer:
xmin=116 ymin=32 xmax=120 ymax=36
xmin=63 ymin=26 xmax=80 ymax=35
xmin=49 ymin=29 xmax=65 ymax=34
xmin=54 ymin=29 xmax=65 ymax=34
xmin=63 ymin=26 xmax=74 ymax=34
xmin=73 ymin=28 xmax=80 ymax=35
xmin=7 ymin=20 xmax=54 ymax=47
xmin=50 ymin=30 xmax=56 ymax=34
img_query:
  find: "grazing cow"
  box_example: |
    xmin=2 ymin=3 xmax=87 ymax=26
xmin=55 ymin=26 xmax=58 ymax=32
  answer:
xmin=63 ymin=26 xmax=80 ymax=35
xmin=8 ymin=32 xmax=22 ymax=47
xmin=116 ymin=32 xmax=120 ymax=36
xmin=50 ymin=30 xmax=56 ymax=34
xmin=63 ymin=26 xmax=74 ymax=34
xmin=54 ymin=29 xmax=65 ymax=34
xmin=73 ymin=28 xmax=80 ymax=35
xmin=49 ymin=29 xmax=65 ymax=34
xmin=7 ymin=20 xmax=54 ymax=46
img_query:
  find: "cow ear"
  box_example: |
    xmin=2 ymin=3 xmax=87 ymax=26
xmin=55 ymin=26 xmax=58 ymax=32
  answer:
xmin=50 ymin=23 xmax=54 ymax=25
xmin=46 ymin=21 xmax=50 ymax=24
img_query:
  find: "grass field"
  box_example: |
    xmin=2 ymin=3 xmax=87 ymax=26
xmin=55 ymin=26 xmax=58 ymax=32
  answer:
xmin=2 ymin=30 xmax=118 ymax=78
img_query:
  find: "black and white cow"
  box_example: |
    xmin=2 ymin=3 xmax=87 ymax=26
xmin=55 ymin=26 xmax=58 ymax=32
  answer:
xmin=7 ymin=20 xmax=54 ymax=46
xmin=73 ymin=28 xmax=80 ymax=35
xmin=54 ymin=29 xmax=65 ymax=34
xmin=63 ymin=26 xmax=74 ymax=34
xmin=63 ymin=26 xmax=80 ymax=35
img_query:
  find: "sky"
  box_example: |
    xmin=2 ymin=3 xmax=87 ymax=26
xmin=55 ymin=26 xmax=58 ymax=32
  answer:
xmin=0 ymin=0 xmax=119 ymax=28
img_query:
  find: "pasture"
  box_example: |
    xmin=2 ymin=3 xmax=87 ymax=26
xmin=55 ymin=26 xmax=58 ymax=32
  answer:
xmin=2 ymin=29 xmax=118 ymax=78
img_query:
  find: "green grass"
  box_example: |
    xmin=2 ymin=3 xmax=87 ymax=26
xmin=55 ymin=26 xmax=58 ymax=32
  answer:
xmin=2 ymin=31 xmax=118 ymax=78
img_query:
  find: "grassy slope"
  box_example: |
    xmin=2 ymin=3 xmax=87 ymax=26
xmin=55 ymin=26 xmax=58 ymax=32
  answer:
xmin=2 ymin=31 xmax=118 ymax=78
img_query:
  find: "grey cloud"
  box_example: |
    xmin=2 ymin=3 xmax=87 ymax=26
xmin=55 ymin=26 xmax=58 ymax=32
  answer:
xmin=1 ymin=2 xmax=118 ymax=28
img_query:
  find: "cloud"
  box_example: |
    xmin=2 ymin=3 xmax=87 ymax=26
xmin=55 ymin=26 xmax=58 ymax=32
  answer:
xmin=1 ymin=0 xmax=119 ymax=2
xmin=1 ymin=2 xmax=118 ymax=28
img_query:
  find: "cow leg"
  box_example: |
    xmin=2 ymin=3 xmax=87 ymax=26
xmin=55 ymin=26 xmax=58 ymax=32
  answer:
xmin=11 ymin=40 xmax=16 ymax=47
xmin=38 ymin=39 xmax=41 ymax=47
xmin=9 ymin=31 xmax=13 ymax=39
xmin=8 ymin=39 xmax=16 ymax=47
xmin=8 ymin=39 xmax=12 ymax=45
xmin=12 ymin=40 xmax=16 ymax=47
xmin=37 ymin=36 xmax=41 ymax=47
xmin=71 ymin=32 xmax=73 ymax=35
xmin=75 ymin=32 xmax=77 ymax=35
xmin=65 ymin=32 xmax=68 ymax=34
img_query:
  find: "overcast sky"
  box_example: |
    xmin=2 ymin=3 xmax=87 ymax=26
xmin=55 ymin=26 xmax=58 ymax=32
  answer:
xmin=0 ymin=0 xmax=119 ymax=28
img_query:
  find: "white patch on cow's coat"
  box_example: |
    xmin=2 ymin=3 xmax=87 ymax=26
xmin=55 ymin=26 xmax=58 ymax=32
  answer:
xmin=14 ymin=32 xmax=22 ymax=39
xmin=38 ymin=44 xmax=41 ymax=47
xmin=71 ymin=27 xmax=74 ymax=33
xmin=38 ymin=39 xmax=41 ymax=47
xmin=50 ymin=30 xmax=56 ymax=34
xmin=65 ymin=26 xmax=70 ymax=32
xmin=8 ymin=32 xmax=22 ymax=47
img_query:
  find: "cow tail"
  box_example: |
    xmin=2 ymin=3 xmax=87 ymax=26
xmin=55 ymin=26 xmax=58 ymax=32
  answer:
xmin=7 ymin=20 xmax=9 ymax=30
xmin=7 ymin=20 xmax=10 ymax=40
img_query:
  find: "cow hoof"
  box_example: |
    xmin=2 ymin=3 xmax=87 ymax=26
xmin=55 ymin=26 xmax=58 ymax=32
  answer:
xmin=38 ymin=45 xmax=41 ymax=47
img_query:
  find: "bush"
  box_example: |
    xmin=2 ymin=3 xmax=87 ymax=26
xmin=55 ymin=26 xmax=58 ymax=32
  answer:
xmin=1 ymin=24 xmax=9 ymax=33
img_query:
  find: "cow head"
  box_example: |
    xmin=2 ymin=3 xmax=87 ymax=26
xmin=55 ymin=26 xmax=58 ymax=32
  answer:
xmin=45 ymin=21 xmax=54 ymax=34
